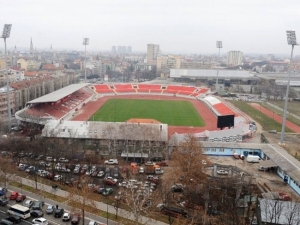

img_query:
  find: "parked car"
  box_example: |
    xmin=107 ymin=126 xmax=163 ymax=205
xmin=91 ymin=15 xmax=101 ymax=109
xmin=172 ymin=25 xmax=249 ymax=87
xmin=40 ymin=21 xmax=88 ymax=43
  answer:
xmin=62 ymin=212 xmax=71 ymax=221
xmin=0 ymin=198 xmax=8 ymax=206
xmin=102 ymin=188 xmax=113 ymax=196
xmin=15 ymin=194 xmax=26 ymax=202
xmin=6 ymin=215 xmax=21 ymax=223
xmin=88 ymin=221 xmax=102 ymax=225
xmin=54 ymin=208 xmax=64 ymax=218
xmin=71 ymin=213 xmax=80 ymax=224
xmin=97 ymin=171 xmax=105 ymax=178
xmin=158 ymin=161 xmax=168 ymax=167
xmin=45 ymin=205 xmax=55 ymax=214
xmin=104 ymin=178 xmax=117 ymax=186
xmin=0 ymin=219 xmax=13 ymax=225
xmin=32 ymin=201 xmax=44 ymax=210
xmin=104 ymin=159 xmax=118 ymax=165
xmin=46 ymin=156 xmax=56 ymax=162
xmin=54 ymin=175 xmax=63 ymax=181
xmin=139 ymin=167 xmax=144 ymax=173
xmin=30 ymin=210 xmax=44 ymax=218
xmin=23 ymin=199 xmax=34 ymax=208
xmin=58 ymin=158 xmax=69 ymax=163
xmin=113 ymin=167 xmax=119 ymax=178
xmin=233 ymin=153 xmax=240 ymax=159
xmin=9 ymin=191 xmax=19 ymax=200
xmin=32 ymin=217 xmax=48 ymax=225
xmin=217 ymin=170 xmax=229 ymax=175
xmin=147 ymin=175 xmax=159 ymax=184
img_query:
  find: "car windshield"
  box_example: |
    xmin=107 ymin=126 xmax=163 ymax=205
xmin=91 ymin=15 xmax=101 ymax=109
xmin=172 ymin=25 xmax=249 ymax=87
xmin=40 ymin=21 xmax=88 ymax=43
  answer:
xmin=47 ymin=205 xmax=53 ymax=209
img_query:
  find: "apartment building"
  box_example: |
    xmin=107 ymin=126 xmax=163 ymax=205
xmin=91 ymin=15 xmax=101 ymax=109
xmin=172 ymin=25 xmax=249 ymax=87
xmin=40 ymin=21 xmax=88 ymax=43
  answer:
xmin=227 ymin=51 xmax=243 ymax=67
xmin=147 ymin=44 xmax=160 ymax=64
xmin=157 ymin=55 xmax=181 ymax=70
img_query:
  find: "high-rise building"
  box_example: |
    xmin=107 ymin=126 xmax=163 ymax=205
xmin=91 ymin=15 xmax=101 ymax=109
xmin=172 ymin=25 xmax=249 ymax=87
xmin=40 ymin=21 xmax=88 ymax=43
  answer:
xmin=227 ymin=51 xmax=243 ymax=67
xmin=127 ymin=46 xmax=132 ymax=54
xmin=147 ymin=44 xmax=160 ymax=63
xmin=30 ymin=37 xmax=34 ymax=54
xmin=112 ymin=46 xmax=116 ymax=53
xmin=117 ymin=46 xmax=127 ymax=54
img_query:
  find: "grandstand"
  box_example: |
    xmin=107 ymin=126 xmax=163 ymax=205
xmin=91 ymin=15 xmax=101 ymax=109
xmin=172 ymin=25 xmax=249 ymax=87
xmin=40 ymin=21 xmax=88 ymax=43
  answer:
xmin=202 ymin=96 xmax=237 ymax=116
xmin=92 ymin=83 xmax=210 ymax=97
xmin=15 ymin=83 xmax=94 ymax=124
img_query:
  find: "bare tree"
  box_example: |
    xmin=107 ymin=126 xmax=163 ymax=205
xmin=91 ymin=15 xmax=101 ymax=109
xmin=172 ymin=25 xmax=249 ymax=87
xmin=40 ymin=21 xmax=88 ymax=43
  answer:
xmin=67 ymin=175 xmax=97 ymax=225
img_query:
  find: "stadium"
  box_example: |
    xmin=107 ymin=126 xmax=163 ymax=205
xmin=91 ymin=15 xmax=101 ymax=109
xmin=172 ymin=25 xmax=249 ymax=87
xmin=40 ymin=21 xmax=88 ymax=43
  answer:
xmin=15 ymin=83 xmax=253 ymax=160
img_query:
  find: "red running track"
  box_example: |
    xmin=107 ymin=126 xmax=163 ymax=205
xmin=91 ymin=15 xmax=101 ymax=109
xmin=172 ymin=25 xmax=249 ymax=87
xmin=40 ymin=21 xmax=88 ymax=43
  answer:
xmin=72 ymin=95 xmax=218 ymax=136
xmin=249 ymin=103 xmax=300 ymax=133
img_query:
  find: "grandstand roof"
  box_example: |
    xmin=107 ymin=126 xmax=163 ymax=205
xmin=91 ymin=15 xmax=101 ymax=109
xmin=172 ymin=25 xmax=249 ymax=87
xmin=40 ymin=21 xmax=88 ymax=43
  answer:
xmin=42 ymin=120 xmax=168 ymax=142
xmin=27 ymin=83 xmax=89 ymax=104
xmin=170 ymin=69 xmax=257 ymax=79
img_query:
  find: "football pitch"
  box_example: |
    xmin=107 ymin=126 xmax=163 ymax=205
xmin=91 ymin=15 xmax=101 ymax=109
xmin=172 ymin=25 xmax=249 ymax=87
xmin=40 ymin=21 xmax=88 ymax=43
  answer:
xmin=89 ymin=99 xmax=205 ymax=126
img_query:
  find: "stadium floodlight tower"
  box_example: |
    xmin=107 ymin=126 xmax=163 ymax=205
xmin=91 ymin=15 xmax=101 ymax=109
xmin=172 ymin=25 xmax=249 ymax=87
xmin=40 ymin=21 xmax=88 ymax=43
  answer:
xmin=1 ymin=24 xmax=12 ymax=131
xmin=216 ymin=41 xmax=223 ymax=93
xmin=83 ymin=38 xmax=89 ymax=83
xmin=280 ymin=31 xmax=298 ymax=144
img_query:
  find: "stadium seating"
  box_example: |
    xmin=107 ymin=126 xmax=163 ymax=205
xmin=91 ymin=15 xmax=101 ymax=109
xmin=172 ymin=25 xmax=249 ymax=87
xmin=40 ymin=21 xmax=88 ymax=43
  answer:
xmin=114 ymin=84 xmax=135 ymax=93
xmin=23 ymin=87 xmax=94 ymax=120
xmin=213 ymin=103 xmax=236 ymax=116
xmin=94 ymin=84 xmax=115 ymax=94
xmin=137 ymin=84 xmax=162 ymax=93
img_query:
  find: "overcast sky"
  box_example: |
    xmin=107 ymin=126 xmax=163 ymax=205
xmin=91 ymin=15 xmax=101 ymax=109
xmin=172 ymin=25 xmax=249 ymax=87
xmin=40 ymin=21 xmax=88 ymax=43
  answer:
xmin=1 ymin=0 xmax=299 ymax=55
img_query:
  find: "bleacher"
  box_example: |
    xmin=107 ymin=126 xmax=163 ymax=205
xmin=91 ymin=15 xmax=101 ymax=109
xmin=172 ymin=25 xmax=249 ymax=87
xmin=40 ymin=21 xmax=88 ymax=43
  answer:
xmin=114 ymin=84 xmax=135 ymax=93
xmin=24 ymin=87 xmax=94 ymax=120
xmin=213 ymin=103 xmax=236 ymax=116
xmin=94 ymin=84 xmax=115 ymax=94
xmin=137 ymin=84 xmax=162 ymax=93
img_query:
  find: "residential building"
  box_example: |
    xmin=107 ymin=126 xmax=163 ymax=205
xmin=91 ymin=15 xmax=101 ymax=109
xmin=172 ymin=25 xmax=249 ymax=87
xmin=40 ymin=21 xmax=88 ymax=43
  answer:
xmin=157 ymin=55 xmax=181 ymax=70
xmin=180 ymin=61 xmax=212 ymax=69
xmin=0 ymin=58 xmax=6 ymax=70
xmin=147 ymin=44 xmax=160 ymax=64
xmin=227 ymin=51 xmax=243 ymax=67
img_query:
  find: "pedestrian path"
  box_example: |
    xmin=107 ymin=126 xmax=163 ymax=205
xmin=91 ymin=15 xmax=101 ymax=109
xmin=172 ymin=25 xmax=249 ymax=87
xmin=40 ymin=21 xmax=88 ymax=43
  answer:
xmin=7 ymin=175 xmax=167 ymax=225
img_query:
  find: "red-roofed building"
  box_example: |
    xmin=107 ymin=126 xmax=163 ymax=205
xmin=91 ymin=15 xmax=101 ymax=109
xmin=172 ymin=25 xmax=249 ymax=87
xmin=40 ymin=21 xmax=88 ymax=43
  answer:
xmin=42 ymin=64 xmax=56 ymax=70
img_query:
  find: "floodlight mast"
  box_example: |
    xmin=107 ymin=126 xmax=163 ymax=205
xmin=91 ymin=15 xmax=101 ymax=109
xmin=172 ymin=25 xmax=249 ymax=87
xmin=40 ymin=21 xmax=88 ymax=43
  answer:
xmin=216 ymin=41 xmax=223 ymax=93
xmin=1 ymin=24 xmax=12 ymax=131
xmin=280 ymin=31 xmax=298 ymax=144
xmin=83 ymin=38 xmax=89 ymax=83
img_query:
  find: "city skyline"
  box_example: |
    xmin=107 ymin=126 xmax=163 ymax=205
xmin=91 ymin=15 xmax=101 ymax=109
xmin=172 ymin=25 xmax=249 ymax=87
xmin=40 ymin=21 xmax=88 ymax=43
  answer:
xmin=1 ymin=0 xmax=299 ymax=55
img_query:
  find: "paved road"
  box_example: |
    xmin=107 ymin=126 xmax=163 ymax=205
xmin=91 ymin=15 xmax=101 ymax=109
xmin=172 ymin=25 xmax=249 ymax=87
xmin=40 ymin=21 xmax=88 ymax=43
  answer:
xmin=6 ymin=175 xmax=168 ymax=225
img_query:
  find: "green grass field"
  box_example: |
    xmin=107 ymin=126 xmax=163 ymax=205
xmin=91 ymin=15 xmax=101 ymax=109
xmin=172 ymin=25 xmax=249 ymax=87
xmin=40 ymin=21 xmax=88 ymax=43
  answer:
xmin=89 ymin=99 xmax=205 ymax=126
xmin=229 ymin=100 xmax=293 ymax=133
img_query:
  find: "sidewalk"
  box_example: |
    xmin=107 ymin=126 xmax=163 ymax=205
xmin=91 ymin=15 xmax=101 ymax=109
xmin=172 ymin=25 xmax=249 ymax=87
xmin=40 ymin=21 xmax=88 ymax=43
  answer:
xmin=8 ymin=175 xmax=167 ymax=225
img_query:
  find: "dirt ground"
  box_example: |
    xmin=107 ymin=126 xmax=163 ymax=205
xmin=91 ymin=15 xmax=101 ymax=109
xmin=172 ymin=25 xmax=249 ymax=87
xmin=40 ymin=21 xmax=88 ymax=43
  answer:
xmin=209 ymin=155 xmax=299 ymax=200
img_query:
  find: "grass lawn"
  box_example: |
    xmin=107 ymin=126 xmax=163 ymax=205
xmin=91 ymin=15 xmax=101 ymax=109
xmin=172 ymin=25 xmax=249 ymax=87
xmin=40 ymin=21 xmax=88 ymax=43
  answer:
xmin=266 ymin=100 xmax=300 ymax=117
xmin=229 ymin=100 xmax=293 ymax=133
xmin=89 ymin=99 xmax=205 ymax=126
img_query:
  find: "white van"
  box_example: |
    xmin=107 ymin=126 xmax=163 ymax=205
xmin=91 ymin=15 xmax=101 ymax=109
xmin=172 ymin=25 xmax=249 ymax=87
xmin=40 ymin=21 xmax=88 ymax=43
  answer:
xmin=246 ymin=155 xmax=260 ymax=163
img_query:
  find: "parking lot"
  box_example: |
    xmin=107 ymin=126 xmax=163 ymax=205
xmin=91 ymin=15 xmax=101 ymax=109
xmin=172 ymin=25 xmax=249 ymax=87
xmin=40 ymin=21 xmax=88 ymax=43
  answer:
xmin=209 ymin=155 xmax=295 ymax=196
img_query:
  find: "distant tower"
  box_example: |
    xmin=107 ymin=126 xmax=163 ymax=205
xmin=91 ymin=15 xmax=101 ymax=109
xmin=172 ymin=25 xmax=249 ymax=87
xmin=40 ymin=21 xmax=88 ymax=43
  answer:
xmin=30 ymin=37 xmax=34 ymax=54
xmin=13 ymin=46 xmax=17 ymax=55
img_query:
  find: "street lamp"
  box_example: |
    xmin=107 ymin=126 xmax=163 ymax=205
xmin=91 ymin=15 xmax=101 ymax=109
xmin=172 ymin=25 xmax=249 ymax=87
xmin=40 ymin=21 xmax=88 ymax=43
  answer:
xmin=1 ymin=24 xmax=12 ymax=131
xmin=280 ymin=31 xmax=298 ymax=144
xmin=216 ymin=41 xmax=223 ymax=93
xmin=82 ymin=38 xmax=89 ymax=83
